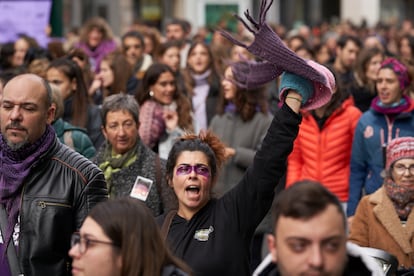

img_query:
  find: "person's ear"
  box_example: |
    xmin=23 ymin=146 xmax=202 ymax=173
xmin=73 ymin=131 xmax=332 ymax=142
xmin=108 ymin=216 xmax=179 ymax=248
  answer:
xmin=116 ymin=254 xmax=122 ymax=271
xmin=267 ymin=233 xmax=277 ymax=263
xmin=46 ymin=105 xmax=56 ymax=124
xmin=71 ymin=78 xmax=77 ymax=91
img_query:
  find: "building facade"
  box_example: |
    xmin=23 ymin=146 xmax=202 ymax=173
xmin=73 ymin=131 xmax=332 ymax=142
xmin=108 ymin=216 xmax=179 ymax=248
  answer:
xmin=58 ymin=0 xmax=414 ymax=38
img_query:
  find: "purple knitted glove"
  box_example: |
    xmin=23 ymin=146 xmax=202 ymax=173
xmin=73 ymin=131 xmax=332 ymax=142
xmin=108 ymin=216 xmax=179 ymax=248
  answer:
xmin=231 ymin=61 xmax=283 ymax=89
xmin=220 ymin=0 xmax=326 ymax=86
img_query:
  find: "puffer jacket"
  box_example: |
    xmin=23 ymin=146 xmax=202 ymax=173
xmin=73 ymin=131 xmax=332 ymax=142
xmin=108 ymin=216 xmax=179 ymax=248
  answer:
xmin=18 ymin=138 xmax=108 ymax=275
xmin=53 ymin=118 xmax=96 ymax=159
xmin=287 ymin=99 xmax=362 ymax=201
xmin=347 ymin=100 xmax=414 ymax=216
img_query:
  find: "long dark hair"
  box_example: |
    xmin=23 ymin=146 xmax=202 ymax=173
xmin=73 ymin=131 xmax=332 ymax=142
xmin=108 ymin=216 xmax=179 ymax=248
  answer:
xmin=47 ymin=57 xmax=90 ymax=127
xmin=136 ymin=63 xmax=193 ymax=131
xmin=89 ymin=198 xmax=191 ymax=276
xmin=217 ymin=65 xmax=268 ymax=121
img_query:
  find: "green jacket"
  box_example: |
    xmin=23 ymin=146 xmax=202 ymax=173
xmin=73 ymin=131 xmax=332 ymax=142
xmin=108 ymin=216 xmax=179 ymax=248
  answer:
xmin=52 ymin=118 xmax=96 ymax=159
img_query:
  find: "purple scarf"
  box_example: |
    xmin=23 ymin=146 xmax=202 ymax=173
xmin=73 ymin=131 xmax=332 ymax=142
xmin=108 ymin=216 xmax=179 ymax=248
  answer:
xmin=0 ymin=125 xmax=56 ymax=247
xmin=76 ymin=40 xmax=117 ymax=73
xmin=370 ymin=95 xmax=411 ymax=115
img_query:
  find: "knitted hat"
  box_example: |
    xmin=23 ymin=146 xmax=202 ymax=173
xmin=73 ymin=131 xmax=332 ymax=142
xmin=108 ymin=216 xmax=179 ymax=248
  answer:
xmin=386 ymin=137 xmax=414 ymax=169
xmin=380 ymin=58 xmax=410 ymax=91
xmin=221 ymin=0 xmax=334 ymax=110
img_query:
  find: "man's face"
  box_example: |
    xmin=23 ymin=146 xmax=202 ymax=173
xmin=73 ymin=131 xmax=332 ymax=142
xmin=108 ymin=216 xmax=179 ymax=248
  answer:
xmin=122 ymin=36 xmax=144 ymax=66
xmin=336 ymin=41 xmax=360 ymax=71
xmin=166 ymin=24 xmax=185 ymax=42
xmin=1 ymin=75 xmax=55 ymax=150
xmin=268 ymin=205 xmax=348 ymax=276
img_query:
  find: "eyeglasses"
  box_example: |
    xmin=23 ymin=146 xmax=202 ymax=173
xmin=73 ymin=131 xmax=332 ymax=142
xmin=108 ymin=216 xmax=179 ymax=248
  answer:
xmin=392 ymin=164 xmax=414 ymax=175
xmin=70 ymin=232 xmax=117 ymax=255
xmin=176 ymin=164 xmax=210 ymax=178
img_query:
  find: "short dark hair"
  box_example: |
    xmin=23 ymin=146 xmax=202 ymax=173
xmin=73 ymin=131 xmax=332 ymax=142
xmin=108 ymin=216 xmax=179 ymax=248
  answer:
xmin=101 ymin=93 xmax=139 ymax=126
xmin=337 ymin=34 xmax=362 ymax=49
xmin=271 ymin=180 xmax=346 ymax=232
xmin=121 ymin=30 xmax=145 ymax=49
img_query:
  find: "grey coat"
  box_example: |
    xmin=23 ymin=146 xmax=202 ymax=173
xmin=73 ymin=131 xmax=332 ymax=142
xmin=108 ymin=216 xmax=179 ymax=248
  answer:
xmin=94 ymin=139 xmax=177 ymax=216
xmin=209 ymin=111 xmax=273 ymax=196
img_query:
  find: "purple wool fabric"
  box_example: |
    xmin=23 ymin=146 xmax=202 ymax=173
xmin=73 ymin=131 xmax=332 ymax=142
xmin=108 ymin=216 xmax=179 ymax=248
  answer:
xmin=0 ymin=125 xmax=56 ymax=248
xmin=380 ymin=57 xmax=411 ymax=91
xmin=220 ymin=0 xmax=334 ymax=110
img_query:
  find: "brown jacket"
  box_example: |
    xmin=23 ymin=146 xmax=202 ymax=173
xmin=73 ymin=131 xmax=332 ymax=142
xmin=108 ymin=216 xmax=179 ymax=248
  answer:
xmin=349 ymin=187 xmax=414 ymax=269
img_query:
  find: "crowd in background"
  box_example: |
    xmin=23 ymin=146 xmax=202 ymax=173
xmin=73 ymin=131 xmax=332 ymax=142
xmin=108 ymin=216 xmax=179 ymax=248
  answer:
xmin=1 ymin=10 xmax=414 ymax=274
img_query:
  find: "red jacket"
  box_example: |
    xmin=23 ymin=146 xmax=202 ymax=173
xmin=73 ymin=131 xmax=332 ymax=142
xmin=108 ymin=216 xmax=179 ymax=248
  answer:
xmin=287 ymin=98 xmax=362 ymax=201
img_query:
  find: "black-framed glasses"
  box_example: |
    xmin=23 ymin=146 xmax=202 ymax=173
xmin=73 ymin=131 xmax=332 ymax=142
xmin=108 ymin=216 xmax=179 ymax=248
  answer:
xmin=70 ymin=232 xmax=117 ymax=255
xmin=392 ymin=164 xmax=414 ymax=175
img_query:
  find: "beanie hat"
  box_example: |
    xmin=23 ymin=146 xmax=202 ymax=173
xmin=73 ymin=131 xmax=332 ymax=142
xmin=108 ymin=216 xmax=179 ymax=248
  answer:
xmin=386 ymin=137 xmax=414 ymax=169
xmin=220 ymin=0 xmax=335 ymax=110
xmin=380 ymin=58 xmax=410 ymax=91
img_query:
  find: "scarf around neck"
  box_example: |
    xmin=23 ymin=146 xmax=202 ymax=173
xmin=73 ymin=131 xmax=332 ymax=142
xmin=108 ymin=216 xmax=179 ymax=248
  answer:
xmin=0 ymin=124 xmax=56 ymax=247
xmin=99 ymin=141 xmax=138 ymax=195
xmin=370 ymin=95 xmax=411 ymax=115
xmin=384 ymin=177 xmax=414 ymax=220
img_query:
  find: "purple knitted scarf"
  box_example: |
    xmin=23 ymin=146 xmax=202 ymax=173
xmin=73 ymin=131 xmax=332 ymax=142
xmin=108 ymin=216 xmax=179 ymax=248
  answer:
xmin=0 ymin=125 xmax=56 ymax=247
xmin=370 ymin=95 xmax=411 ymax=115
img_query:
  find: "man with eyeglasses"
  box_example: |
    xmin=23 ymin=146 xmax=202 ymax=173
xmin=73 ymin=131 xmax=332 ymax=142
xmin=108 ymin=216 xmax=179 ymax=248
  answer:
xmin=0 ymin=74 xmax=108 ymax=276
xmin=349 ymin=136 xmax=414 ymax=272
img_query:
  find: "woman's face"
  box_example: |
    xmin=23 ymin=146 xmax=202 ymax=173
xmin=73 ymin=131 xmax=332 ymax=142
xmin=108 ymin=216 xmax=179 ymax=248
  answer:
xmin=69 ymin=217 xmax=121 ymax=276
xmin=366 ymin=54 xmax=383 ymax=82
xmin=187 ymin=44 xmax=210 ymax=74
xmin=376 ymin=68 xmax=402 ymax=105
xmin=88 ymin=27 xmax=103 ymax=48
xmin=12 ymin=38 xmax=29 ymax=67
xmin=391 ymin=158 xmax=414 ymax=186
xmin=98 ymin=60 xmax=114 ymax=88
xmin=171 ymin=151 xmax=212 ymax=217
xmin=315 ymin=45 xmax=330 ymax=65
xmin=150 ymin=71 xmax=176 ymax=105
xmin=46 ymin=67 xmax=76 ymax=100
xmin=144 ymin=36 xmax=154 ymax=55
xmin=230 ymin=45 xmax=252 ymax=62
xmin=102 ymin=110 xmax=139 ymax=155
xmin=161 ymin=47 xmax=180 ymax=72
xmin=400 ymin=38 xmax=412 ymax=60
xmin=221 ymin=67 xmax=237 ymax=101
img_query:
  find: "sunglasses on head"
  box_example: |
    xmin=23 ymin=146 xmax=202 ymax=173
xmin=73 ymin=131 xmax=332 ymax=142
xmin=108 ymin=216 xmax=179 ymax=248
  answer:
xmin=176 ymin=164 xmax=210 ymax=178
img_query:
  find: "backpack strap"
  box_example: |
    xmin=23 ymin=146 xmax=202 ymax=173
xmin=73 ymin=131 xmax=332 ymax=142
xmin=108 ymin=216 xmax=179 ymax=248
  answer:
xmin=161 ymin=210 xmax=177 ymax=240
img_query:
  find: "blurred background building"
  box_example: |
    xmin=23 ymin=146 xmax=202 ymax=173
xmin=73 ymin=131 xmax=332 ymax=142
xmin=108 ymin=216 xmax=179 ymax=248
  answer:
xmin=2 ymin=0 xmax=414 ymax=40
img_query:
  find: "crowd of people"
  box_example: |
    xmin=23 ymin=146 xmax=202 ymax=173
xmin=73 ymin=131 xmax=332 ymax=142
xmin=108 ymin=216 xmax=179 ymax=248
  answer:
xmin=1 ymin=0 xmax=414 ymax=274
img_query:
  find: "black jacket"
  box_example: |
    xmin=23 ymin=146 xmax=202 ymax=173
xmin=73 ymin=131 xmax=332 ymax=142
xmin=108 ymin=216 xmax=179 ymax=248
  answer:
xmin=158 ymin=104 xmax=301 ymax=276
xmin=18 ymin=138 xmax=108 ymax=275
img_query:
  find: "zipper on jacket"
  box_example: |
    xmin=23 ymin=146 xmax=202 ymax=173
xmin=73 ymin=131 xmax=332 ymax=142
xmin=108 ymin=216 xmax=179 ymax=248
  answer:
xmin=38 ymin=201 xmax=72 ymax=209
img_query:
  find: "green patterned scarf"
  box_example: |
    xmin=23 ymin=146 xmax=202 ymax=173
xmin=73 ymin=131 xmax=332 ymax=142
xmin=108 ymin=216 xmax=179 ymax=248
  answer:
xmin=99 ymin=141 xmax=138 ymax=195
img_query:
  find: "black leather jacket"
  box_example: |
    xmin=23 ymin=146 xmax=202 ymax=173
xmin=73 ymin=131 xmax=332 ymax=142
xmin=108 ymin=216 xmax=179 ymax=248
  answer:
xmin=17 ymin=138 xmax=108 ymax=275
